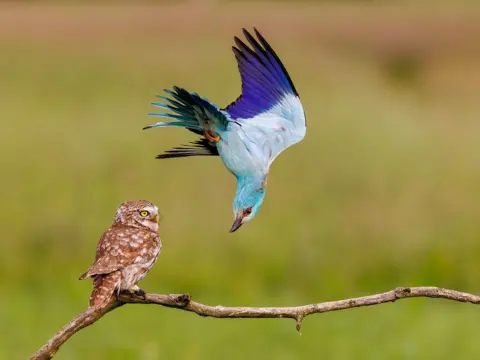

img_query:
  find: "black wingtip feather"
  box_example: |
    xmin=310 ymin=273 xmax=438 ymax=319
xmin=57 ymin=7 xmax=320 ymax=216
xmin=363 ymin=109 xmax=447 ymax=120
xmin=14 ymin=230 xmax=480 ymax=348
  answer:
xmin=252 ymin=27 xmax=299 ymax=96
xmin=234 ymin=36 xmax=266 ymax=67
xmin=155 ymin=138 xmax=219 ymax=160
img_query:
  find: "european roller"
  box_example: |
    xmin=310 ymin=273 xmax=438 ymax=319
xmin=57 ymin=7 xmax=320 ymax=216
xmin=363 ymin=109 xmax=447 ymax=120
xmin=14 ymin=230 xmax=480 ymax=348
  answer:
xmin=144 ymin=28 xmax=306 ymax=232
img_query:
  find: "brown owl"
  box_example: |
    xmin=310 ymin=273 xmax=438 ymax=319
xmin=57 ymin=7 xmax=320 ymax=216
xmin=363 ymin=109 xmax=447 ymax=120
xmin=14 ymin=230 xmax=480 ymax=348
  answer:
xmin=79 ymin=200 xmax=162 ymax=307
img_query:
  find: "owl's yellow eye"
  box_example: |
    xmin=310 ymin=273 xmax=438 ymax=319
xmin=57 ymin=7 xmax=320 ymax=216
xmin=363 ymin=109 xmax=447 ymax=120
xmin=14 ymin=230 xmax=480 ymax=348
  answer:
xmin=140 ymin=210 xmax=150 ymax=217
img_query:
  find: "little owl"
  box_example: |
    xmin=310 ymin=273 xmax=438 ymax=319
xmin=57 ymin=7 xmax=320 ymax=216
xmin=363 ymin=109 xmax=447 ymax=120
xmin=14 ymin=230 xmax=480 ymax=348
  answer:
xmin=79 ymin=200 xmax=162 ymax=307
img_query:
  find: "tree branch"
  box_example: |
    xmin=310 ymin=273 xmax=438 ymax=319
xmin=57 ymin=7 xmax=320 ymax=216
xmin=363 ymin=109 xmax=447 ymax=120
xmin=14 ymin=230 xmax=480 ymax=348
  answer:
xmin=30 ymin=286 xmax=480 ymax=359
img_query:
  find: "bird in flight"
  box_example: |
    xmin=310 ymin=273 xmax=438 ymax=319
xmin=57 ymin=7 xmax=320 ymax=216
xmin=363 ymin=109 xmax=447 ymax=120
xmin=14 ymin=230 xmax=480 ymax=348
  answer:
xmin=144 ymin=28 xmax=306 ymax=232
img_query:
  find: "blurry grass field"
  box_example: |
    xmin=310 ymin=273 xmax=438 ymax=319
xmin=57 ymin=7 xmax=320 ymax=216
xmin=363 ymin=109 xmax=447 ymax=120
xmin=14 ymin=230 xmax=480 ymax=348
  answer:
xmin=2 ymin=3 xmax=480 ymax=359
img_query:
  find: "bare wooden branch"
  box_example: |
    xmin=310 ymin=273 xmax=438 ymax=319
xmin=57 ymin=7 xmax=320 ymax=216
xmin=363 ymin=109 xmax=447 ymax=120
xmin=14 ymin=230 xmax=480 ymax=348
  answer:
xmin=30 ymin=286 xmax=480 ymax=360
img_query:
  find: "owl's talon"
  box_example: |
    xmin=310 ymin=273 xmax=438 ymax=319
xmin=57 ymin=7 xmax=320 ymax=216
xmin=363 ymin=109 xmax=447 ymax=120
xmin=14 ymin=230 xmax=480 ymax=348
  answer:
xmin=135 ymin=288 xmax=146 ymax=297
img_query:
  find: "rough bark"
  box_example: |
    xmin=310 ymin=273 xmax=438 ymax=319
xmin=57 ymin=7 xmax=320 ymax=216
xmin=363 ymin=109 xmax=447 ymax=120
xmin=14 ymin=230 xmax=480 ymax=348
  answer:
xmin=30 ymin=286 xmax=480 ymax=359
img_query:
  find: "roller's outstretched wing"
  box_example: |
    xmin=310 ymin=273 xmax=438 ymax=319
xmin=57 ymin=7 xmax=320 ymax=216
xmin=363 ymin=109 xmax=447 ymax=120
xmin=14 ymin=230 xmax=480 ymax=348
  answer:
xmin=224 ymin=28 xmax=306 ymax=164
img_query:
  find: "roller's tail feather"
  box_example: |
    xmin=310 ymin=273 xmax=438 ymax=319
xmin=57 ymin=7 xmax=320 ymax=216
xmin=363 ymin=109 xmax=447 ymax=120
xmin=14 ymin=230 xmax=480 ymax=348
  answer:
xmin=145 ymin=86 xmax=229 ymax=133
xmin=145 ymin=86 xmax=227 ymax=159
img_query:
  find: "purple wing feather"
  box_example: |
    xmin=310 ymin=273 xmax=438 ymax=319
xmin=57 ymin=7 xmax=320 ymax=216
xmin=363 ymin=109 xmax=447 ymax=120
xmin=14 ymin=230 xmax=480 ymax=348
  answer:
xmin=223 ymin=28 xmax=299 ymax=120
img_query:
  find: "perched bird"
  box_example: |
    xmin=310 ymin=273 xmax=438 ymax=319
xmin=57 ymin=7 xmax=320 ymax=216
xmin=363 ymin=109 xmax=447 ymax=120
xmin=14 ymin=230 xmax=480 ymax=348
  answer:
xmin=144 ymin=28 xmax=306 ymax=232
xmin=79 ymin=200 xmax=162 ymax=307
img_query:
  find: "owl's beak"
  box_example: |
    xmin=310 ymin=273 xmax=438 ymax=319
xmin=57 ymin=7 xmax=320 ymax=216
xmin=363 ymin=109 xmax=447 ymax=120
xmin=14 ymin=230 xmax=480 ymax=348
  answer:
xmin=230 ymin=215 xmax=243 ymax=233
xmin=152 ymin=215 xmax=160 ymax=224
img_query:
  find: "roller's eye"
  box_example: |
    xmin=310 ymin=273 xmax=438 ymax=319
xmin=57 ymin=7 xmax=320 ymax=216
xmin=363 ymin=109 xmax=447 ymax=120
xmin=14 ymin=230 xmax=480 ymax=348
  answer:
xmin=244 ymin=207 xmax=252 ymax=216
xmin=140 ymin=210 xmax=149 ymax=217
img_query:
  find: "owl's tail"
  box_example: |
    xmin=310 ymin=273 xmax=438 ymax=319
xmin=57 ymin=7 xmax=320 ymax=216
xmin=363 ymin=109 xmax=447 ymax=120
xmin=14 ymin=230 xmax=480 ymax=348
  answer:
xmin=89 ymin=272 xmax=121 ymax=308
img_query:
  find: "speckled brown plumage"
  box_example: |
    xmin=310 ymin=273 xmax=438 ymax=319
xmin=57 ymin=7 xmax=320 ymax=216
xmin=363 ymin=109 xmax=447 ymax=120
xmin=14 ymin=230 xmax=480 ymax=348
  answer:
xmin=79 ymin=200 xmax=162 ymax=308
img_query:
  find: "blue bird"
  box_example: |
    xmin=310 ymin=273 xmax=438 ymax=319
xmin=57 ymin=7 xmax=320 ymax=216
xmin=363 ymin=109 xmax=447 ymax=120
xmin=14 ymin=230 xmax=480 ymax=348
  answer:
xmin=144 ymin=28 xmax=306 ymax=232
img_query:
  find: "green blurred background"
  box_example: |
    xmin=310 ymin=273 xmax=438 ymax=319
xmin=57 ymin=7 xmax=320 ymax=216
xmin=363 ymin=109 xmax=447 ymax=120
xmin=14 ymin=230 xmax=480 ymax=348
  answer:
xmin=2 ymin=1 xmax=480 ymax=359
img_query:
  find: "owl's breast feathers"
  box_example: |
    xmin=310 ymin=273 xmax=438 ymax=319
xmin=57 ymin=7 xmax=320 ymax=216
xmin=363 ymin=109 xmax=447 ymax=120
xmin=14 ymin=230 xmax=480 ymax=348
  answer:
xmin=79 ymin=224 xmax=161 ymax=307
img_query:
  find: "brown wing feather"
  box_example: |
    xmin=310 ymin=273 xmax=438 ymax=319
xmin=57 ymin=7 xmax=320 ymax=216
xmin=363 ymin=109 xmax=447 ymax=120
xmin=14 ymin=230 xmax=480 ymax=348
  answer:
xmin=79 ymin=225 xmax=152 ymax=280
xmin=79 ymin=261 xmax=123 ymax=280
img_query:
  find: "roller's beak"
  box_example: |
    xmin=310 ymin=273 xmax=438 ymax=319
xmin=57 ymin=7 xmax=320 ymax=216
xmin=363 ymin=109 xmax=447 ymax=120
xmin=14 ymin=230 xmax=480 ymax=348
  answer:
xmin=230 ymin=215 xmax=243 ymax=233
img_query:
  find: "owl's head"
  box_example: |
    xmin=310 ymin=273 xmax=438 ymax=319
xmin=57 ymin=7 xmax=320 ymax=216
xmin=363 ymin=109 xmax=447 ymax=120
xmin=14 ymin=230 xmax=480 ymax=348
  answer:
xmin=114 ymin=200 xmax=160 ymax=232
